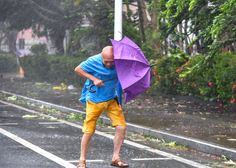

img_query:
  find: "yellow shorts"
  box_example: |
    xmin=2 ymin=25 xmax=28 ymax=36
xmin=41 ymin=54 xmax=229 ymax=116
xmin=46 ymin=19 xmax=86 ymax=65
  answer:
xmin=82 ymin=98 xmax=127 ymax=133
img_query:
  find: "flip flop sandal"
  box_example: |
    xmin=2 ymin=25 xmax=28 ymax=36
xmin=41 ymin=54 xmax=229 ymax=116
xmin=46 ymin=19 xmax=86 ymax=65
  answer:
xmin=77 ymin=160 xmax=86 ymax=168
xmin=110 ymin=158 xmax=129 ymax=167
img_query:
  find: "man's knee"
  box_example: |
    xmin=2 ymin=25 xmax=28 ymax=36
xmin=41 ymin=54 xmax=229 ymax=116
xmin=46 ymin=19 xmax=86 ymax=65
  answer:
xmin=116 ymin=125 xmax=126 ymax=133
xmin=83 ymin=133 xmax=94 ymax=139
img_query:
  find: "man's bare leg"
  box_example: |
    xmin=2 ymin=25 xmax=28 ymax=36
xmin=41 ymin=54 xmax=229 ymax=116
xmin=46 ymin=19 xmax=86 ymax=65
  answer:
xmin=78 ymin=133 xmax=93 ymax=166
xmin=111 ymin=125 xmax=128 ymax=166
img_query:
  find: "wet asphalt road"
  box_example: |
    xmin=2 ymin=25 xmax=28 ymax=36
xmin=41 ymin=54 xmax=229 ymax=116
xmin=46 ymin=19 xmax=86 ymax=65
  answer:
xmin=0 ymin=102 xmax=212 ymax=168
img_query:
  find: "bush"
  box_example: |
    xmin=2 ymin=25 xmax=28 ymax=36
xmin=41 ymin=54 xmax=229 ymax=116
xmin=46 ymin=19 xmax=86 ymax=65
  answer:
xmin=0 ymin=54 xmax=18 ymax=73
xmin=30 ymin=43 xmax=48 ymax=55
xmin=48 ymin=56 xmax=87 ymax=86
xmin=212 ymin=53 xmax=236 ymax=105
xmin=19 ymin=54 xmax=50 ymax=80
xmin=19 ymin=54 xmax=87 ymax=86
xmin=151 ymin=49 xmax=236 ymax=107
xmin=150 ymin=48 xmax=190 ymax=95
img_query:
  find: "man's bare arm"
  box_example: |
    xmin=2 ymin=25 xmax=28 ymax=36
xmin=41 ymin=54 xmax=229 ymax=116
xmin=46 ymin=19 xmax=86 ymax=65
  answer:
xmin=75 ymin=65 xmax=105 ymax=87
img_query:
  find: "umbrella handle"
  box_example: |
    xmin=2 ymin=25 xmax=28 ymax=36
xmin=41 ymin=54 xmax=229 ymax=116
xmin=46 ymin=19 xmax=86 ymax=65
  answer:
xmin=150 ymin=63 xmax=157 ymax=67
xmin=89 ymin=77 xmax=118 ymax=93
xmin=89 ymin=84 xmax=96 ymax=93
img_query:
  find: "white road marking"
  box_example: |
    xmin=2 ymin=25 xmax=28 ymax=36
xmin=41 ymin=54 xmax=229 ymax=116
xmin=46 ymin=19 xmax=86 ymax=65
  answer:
xmin=132 ymin=158 xmax=172 ymax=161
xmin=68 ymin=160 xmax=104 ymax=163
xmin=38 ymin=122 xmax=62 ymax=125
xmin=0 ymin=100 xmax=212 ymax=168
xmin=0 ymin=127 xmax=76 ymax=168
xmin=0 ymin=123 xmax=18 ymax=126
xmin=91 ymin=130 xmax=211 ymax=168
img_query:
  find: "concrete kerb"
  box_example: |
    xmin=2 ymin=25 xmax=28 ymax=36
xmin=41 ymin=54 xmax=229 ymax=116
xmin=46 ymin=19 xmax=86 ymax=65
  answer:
xmin=1 ymin=90 xmax=236 ymax=161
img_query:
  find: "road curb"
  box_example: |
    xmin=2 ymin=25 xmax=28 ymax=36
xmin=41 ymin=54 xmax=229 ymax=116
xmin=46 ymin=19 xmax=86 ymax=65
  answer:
xmin=1 ymin=90 xmax=236 ymax=161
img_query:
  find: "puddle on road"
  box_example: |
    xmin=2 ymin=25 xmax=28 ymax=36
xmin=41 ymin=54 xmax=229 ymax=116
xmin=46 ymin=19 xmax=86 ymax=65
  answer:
xmin=123 ymin=108 xmax=236 ymax=149
xmin=97 ymin=125 xmax=230 ymax=168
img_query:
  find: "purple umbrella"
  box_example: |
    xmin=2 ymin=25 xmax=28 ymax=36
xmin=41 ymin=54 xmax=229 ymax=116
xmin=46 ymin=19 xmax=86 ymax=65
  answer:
xmin=110 ymin=36 xmax=152 ymax=104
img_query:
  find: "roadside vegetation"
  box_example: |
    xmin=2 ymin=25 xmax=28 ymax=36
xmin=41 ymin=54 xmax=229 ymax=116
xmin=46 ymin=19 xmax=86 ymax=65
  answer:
xmin=150 ymin=51 xmax=236 ymax=108
xmin=0 ymin=54 xmax=18 ymax=73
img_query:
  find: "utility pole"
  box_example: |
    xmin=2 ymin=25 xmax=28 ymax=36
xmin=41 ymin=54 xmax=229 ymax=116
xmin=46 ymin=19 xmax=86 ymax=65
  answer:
xmin=114 ymin=0 xmax=123 ymax=105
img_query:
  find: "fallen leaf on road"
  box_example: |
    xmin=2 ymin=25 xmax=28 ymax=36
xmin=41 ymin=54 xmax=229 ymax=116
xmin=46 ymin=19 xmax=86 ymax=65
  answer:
xmin=224 ymin=160 xmax=236 ymax=166
xmin=50 ymin=117 xmax=58 ymax=121
xmin=130 ymin=138 xmax=146 ymax=142
xmin=7 ymin=95 xmax=17 ymax=101
xmin=46 ymin=126 xmax=58 ymax=129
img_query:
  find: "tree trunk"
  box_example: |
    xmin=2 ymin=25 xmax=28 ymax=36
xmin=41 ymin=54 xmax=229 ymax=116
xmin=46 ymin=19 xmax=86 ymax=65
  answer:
xmin=57 ymin=30 xmax=65 ymax=55
xmin=222 ymin=34 xmax=228 ymax=54
xmin=66 ymin=30 xmax=73 ymax=56
xmin=222 ymin=24 xmax=234 ymax=53
xmin=5 ymin=31 xmax=18 ymax=54
xmin=137 ymin=0 xmax=146 ymax=42
xmin=151 ymin=0 xmax=162 ymax=55
xmin=178 ymin=23 xmax=183 ymax=50
xmin=165 ymin=38 xmax=168 ymax=55
xmin=184 ymin=20 xmax=190 ymax=55
xmin=140 ymin=0 xmax=149 ymax=29
xmin=125 ymin=0 xmax=133 ymax=23
xmin=233 ymin=42 xmax=236 ymax=53
xmin=0 ymin=34 xmax=3 ymax=50
xmin=50 ymin=28 xmax=65 ymax=55
xmin=101 ymin=0 xmax=114 ymax=10
xmin=196 ymin=31 xmax=201 ymax=54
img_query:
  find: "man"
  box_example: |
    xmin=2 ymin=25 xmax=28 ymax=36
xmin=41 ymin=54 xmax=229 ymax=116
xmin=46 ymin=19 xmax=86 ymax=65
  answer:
xmin=75 ymin=46 xmax=129 ymax=168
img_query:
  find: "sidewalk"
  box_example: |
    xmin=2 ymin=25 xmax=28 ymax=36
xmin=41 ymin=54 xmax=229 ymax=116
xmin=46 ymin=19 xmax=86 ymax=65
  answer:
xmin=0 ymin=77 xmax=236 ymax=161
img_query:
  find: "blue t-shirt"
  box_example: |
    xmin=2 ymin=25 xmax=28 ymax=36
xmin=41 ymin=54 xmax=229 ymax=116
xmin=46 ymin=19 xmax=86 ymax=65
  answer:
xmin=79 ymin=54 xmax=118 ymax=103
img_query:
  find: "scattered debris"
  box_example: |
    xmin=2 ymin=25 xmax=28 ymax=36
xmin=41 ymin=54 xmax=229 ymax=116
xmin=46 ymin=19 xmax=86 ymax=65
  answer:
xmin=50 ymin=117 xmax=58 ymax=121
xmin=7 ymin=95 xmax=17 ymax=101
xmin=53 ymin=83 xmax=67 ymax=90
xmin=224 ymin=160 xmax=236 ymax=166
xmin=67 ymin=85 xmax=74 ymax=89
xmin=65 ymin=113 xmax=84 ymax=120
xmin=227 ymin=139 xmax=236 ymax=141
xmin=35 ymin=82 xmax=48 ymax=86
xmin=22 ymin=115 xmax=38 ymax=118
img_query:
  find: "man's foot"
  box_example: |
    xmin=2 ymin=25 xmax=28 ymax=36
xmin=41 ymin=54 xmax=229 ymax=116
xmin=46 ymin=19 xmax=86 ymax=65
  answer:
xmin=77 ymin=160 xmax=86 ymax=168
xmin=110 ymin=158 xmax=129 ymax=167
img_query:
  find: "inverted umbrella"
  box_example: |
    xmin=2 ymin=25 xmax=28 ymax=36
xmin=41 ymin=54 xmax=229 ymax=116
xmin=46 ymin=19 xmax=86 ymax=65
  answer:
xmin=110 ymin=36 xmax=153 ymax=104
xmin=89 ymin=36 xmax=155 ymax=103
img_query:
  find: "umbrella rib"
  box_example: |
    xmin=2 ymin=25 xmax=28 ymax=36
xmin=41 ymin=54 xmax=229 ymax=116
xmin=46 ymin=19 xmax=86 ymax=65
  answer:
xmin=114 ymin=58 xmax=150 ymax=66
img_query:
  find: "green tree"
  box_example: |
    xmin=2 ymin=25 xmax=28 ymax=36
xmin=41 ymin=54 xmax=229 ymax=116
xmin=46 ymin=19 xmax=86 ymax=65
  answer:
xmin=0 ymin=0 xmax=159 ymax=57
xmin=0 ymin=0 xmax=84 ymax=55
xmin=155 ymin=0 xmax=236 ymax=56
xmin=209 ymin=0 xmax=236 ymax=54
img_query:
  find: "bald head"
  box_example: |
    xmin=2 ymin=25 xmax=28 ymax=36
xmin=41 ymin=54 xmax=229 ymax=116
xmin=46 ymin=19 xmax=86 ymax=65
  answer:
xmin=101 ymin=46 xmax=113 ymax=57
xmin=101 ymin=46 xmax=115 ymax=69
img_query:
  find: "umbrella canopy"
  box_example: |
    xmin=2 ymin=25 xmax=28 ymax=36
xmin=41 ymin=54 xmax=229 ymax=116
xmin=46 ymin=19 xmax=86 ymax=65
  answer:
xmin=110 ymin=36 xmax=152 ymax=104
